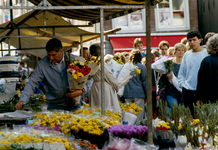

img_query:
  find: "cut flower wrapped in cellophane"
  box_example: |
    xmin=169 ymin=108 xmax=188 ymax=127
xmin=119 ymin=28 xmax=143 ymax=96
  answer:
xmin=85 ymin=55 xmax=100 ymax=82
xmin=120 ymin=102 xmax=143 ymax=125
xmin=153 ymin=117 xmax=174 ymax=141
xmin=151 ymin=56 xmax=182 ymax=92
xmin=106 ymin=58 xmax=124 ymax=78
xmin=116 ymin=62 xmax=141 ymax=96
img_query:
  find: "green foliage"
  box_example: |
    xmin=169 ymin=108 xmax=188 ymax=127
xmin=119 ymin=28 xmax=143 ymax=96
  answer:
xmin=137 ymin=119 xmax=147 ymax=126
xmin=164 ymin=59 xmax=174 ymax=73
xmin=23 ymin=95 xmax=47 ymax=112
xmin=0 ymin=94 xmax=20 ymax=113
xmin=167 ymin=104 xmax=191 ymax=139
xmin=158 ymin=100 xmax=168 ymax=122
xmin=168 ymin=103 xmax=182 ymax=138
xmin=194 ymin=102 xmax=218 ymax=146
xmin=181 ymin=115 xmax=201 ymax=147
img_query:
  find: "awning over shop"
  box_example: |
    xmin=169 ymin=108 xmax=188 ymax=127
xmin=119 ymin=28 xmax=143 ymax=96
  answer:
xmin=109 ymin=33 xmax=187 ymax=53
xmin=0 ymin=10 xmax=120 ymax=58
xmin=28 ymin=0 xmax=145 ymax=24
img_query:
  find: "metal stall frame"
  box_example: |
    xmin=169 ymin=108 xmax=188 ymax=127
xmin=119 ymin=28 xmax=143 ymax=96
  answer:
xmin=0 ymin=0 xmax=155 ymax=144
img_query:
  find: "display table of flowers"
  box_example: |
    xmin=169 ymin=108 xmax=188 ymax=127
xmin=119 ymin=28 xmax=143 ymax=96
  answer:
xmin=28 ymin=105 xmax=121 ymax=149
xmin=0 ymin=125 xmax=99 ymax=150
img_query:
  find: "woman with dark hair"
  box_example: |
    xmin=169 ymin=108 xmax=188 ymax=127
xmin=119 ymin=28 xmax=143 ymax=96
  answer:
xmin=89 ymin=43 xmax=120 ymax=111
xmin=123 ymin=49 xmax=147 ymax=122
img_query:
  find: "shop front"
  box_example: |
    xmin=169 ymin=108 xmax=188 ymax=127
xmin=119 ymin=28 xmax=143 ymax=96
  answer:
xmin=109 ymin=33 xmax=187 ymax=53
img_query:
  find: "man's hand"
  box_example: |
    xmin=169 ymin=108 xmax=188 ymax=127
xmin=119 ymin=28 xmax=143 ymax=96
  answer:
xmin=166 ymin=73 xmax=173 ymax=80
xmin=66 ymin=89 xmax=83 ymax=98
xmin=15 ymin=101 xmax=25 ymax=110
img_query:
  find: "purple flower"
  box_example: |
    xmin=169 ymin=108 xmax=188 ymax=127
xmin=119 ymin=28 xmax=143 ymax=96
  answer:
xmin=108 ymin=125 xmax=148 ymax=140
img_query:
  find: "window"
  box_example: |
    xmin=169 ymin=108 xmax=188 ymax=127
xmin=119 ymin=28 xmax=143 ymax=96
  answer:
xmin=112 ymin=9 xmax=145 ymax=33
xmin=155 ymin=0 xmax=190 ymax=31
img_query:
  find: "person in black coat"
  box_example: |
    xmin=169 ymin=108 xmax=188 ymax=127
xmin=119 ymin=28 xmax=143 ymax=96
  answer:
xmin=196 ymin=34 xmax=218 ymax=104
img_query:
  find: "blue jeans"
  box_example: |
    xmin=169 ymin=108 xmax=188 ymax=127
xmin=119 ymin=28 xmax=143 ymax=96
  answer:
xmin=167 ymin=95 xmax=178 ymax=109
xmin=167 ymin=95 xmax=178 ymax=116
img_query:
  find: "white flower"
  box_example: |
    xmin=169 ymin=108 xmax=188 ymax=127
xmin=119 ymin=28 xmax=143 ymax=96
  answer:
xmin=177 ymin=135 xmax=187 ymax=147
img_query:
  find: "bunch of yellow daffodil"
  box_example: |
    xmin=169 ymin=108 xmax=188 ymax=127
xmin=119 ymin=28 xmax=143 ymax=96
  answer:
xmin=0 ymin=130 xmax=73 ymax=150
xmin=119 ymin=102 xmax=143 ymax=115
xmin=30 ymin=107 xmax=121 ymax=136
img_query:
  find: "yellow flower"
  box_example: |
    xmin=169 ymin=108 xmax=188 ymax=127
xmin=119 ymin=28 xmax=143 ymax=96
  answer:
xmin=178 ymin=124 xmax=183 ymax=130
xmin=80 ymin=61 xmax=84 ymax=65
xmin=114 ymin=58 xmax=124 ymax=65
xmin=72 ymin=73 xmax=78 ymax=79
xmin=135 ymin=69 xmax=141 ymax=75
xmin=77 ymin=72 xmax=84 ymax=77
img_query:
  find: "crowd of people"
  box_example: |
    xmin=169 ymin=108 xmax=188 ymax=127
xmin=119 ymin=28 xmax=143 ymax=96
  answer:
xmin=15 ymin=29 xmax=218 ymax=123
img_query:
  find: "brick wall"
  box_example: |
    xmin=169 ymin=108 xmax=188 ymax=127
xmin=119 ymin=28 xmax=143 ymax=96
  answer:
xmin=189 ymin=0 xmax=199 ymax=30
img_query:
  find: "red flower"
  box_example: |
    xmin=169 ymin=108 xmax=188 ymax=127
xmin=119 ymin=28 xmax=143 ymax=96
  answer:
xmin=156 ymin=126 xmax=168 ymax=131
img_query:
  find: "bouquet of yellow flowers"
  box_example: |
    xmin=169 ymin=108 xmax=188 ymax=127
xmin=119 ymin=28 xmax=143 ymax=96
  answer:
xmin=153 ymin=118 xmax=174 ymax=141
xmin=117 ymin=62 xmax=141 ymax=96
xmin=104 ymin=54 xmax=124 ymax=78
xmin=29 ymin=108 xmax=121 ymax=149
xmin=120 ymin=102 xmax=142 ymax=115
xmin=119 ymin=102 xmax=143 ymax=125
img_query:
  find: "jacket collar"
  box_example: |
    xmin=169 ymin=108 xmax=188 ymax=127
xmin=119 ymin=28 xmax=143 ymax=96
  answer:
xmin=47 ymin=56 xmax=66 ymax=74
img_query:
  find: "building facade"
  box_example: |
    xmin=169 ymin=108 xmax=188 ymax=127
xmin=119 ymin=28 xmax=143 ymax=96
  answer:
xmin=104 ymin=0 xmax=198 ymax=54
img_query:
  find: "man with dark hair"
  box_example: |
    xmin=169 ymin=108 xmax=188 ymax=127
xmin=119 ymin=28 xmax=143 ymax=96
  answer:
xmin=89 ymin=43 xmax=101 ymax=57
xmin=178 ymin=30 xmax=208 ymax=116
xmin=89 ymin=43 xmax=120 ymax=111
xmin=16 ymin=38 xmax=89 ymax=111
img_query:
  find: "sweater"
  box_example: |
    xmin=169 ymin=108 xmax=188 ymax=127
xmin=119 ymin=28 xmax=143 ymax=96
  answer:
xmin=178 ymin=49 xmax=208 ymax=90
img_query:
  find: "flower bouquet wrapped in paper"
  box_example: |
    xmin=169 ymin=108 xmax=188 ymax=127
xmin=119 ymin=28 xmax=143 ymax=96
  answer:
xmin=153 ymin=118 xmax=174 ymax=141
xmin=120 ymin=102 xmax=143 ymax=125
xmin=85 ymin=55 xmax=101 ymax=82
xmin=152 ymin=56 xmax=182 ymax=92
xmin=116 ymin=63 xmax=141 ymax=96
xmin=151 ymin=56 xmax=169 ymax=74
xmin=64 ymin=52 xmax=98 ymax=106
xmin=106 ymin=57 xmax=124 ymax=78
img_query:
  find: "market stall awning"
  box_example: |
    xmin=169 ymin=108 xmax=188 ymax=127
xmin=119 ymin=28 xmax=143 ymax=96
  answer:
xmin=0 ymin=10 xmax=120 ymax=58
xmin=28 ymin=0 xmax=145 ymax=24
xmin=109 ymin=33 xmax=187 ymax=53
